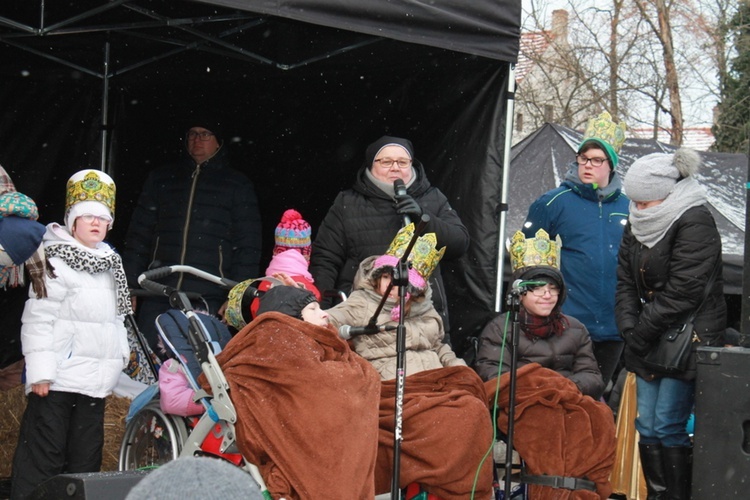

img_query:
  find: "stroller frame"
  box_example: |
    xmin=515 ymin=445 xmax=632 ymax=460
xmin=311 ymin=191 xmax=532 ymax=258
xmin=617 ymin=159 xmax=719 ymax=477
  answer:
xmin=120 ymin=265 xmax=271 ymax=499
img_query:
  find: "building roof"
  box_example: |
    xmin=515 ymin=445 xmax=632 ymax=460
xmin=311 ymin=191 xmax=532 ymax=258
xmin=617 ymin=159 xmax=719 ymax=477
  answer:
xmin=629 ymin=127 xmax=715 ymax=151
xmin=516 ymin=30 xmax=552 ymax=83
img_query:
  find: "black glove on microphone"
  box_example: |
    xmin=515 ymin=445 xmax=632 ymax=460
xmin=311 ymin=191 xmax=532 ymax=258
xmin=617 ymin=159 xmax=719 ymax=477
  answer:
xmin=394 ymin=193 xmax=423 ymax=220
xmin=621 ymin=328 xmax=651 ymax=356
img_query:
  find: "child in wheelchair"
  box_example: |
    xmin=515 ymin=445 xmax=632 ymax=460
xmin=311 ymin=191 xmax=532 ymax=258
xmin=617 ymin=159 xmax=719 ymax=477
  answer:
xmin=124 ymin=276 xmax=382 ymax=499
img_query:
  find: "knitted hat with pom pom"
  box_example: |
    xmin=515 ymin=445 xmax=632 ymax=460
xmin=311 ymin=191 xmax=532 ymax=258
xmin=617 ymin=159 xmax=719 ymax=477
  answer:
xmin=273 ymin=209 xmax=312 ymax=260
xmin=624 ymin=148 xmax=701 ymax=202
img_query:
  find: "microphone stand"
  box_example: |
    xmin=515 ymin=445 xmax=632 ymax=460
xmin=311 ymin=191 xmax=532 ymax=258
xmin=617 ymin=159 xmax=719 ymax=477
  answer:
xmin=388 ymin=214 xmax=430 ymax=500
xmin=503 ymin=285 xmax=524 ymax=499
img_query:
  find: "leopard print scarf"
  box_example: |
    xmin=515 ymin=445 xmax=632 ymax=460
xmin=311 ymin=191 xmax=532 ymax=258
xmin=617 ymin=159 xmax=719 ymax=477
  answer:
xmin=45 ymin=244 xmax=132 ymax=316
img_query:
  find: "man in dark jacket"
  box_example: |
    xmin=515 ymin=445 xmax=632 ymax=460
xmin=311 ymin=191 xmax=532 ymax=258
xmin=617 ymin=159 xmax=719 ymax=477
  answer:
xmin=123 ymin=119 xmax=262 ymax=351
xmin=309 ymin=135 xmax=469 ymax=335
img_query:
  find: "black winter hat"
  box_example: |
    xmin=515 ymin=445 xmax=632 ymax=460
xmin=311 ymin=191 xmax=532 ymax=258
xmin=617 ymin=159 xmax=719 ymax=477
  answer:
xmin=256 ymin=285 xmax=317 ymax=320
xmin=186 ymin=114 xmax=224 ymax=144
xmin=514 ymin=265 xmax=567 ymax=306
xmin=363 ymin=135 xmax=416 ymax=169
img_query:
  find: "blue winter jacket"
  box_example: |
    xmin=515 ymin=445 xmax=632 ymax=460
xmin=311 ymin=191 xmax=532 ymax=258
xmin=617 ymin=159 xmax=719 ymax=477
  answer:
xmin=522 ymin=164 xmax=629 ymax=342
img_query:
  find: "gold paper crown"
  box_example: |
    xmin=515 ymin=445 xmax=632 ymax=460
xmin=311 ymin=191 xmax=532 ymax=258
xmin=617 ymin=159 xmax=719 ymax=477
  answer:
xmin=65 ymin=170 xmax=116 ymax=215
xmin=509 ymin=229 xmax=562 ymax=272
xmin=582 ymin=111 xmax=627 ymax=153
xmin=384 ymin=223 xmax=446 ymax=282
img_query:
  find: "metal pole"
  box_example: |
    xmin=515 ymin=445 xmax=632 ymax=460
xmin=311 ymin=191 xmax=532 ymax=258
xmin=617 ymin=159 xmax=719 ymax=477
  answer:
xmin=741 ymin=132 xmax=750 ymax=334
xmin=100 ymin=39 xmax=110 ymax=172
xmin=495 ymin=62 xmax=517 ymax=312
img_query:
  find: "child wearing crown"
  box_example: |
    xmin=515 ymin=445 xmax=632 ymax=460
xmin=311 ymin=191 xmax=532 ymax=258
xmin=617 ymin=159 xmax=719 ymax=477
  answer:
xmin=327 ymin=224 xmax=494 ymax=499
xmin=475 ymin=230 xmax=615 ymax=499
xmin=327 ymin=223 xmax=466 ymax=379
xmin=11 ymin=170 xmax=131 ymax=500
xmin=522 ymin=111 xmax=629 ymax=400
xmin=474 ymin=229 xmax=604 ymax=399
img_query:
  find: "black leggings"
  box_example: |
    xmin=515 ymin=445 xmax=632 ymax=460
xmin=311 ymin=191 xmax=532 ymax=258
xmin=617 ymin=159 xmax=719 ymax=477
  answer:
xmin=592 ymin=340 xmax=625 ymax=400
xmin=11 ymin=391 xmax=105 ymax=500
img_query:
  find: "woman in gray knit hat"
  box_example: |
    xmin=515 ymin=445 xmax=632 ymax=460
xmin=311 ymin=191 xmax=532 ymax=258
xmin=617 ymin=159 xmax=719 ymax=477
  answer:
xmin=615 ymin=148 xmax=726 ymax=500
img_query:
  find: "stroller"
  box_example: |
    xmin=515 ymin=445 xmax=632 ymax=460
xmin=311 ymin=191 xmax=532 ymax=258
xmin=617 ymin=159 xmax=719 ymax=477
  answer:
xmin=118 ymin=265 xmax=277 ymax=499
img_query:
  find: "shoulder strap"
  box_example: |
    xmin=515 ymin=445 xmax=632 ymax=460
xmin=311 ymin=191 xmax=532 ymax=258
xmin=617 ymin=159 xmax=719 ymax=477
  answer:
xmin=631 ymin=245 xmax=721 ymax=324
xmin=685 ymin=257 xmax=721 ymax=324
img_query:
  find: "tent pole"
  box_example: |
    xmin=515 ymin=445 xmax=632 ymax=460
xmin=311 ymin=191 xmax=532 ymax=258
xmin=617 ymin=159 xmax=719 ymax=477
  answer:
xmin=494 ymin=62 xmax=517 ymax=312
xmin=100 ymin=39 xmax=111 ymax=173
xmin=742 ymin=134 xmax=750 ymax=334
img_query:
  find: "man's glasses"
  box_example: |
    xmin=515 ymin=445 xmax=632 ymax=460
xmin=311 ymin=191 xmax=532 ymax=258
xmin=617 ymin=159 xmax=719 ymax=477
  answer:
xmin=575 ymin=155 xmax=608 ymax=167
xmin=78 ymin=214 xmax=113 ymax=224
xmin=528 ymin=285 xmax=560 ymax=297
xmin=374 ymin=158 xmax=412 ymax=169
xmin=186 ymin=131 xmax=215 ymax=141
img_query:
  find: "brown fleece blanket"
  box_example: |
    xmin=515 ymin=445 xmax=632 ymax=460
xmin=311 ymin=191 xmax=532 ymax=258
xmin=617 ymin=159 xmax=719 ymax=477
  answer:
xmin=200 ymin=312 xmax=381 ymax=500
xmin=487 ymin=363 xmax=616 ymax=499
xmin=377 ymin=365 xmax=495 ymax=500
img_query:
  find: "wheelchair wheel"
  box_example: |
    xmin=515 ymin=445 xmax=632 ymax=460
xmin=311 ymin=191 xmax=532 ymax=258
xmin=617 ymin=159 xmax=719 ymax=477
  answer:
xmin=118 ymin=400 xmax=189 ymax=471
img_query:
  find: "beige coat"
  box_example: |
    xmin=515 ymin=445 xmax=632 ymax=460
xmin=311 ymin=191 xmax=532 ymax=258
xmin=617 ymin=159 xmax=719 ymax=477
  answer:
xmin=327 ymin=256 xmax=465 ymax=380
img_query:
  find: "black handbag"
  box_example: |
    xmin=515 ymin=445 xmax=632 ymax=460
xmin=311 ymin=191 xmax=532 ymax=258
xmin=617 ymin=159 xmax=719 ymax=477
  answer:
xmin=641 ymin=321 xmax=695 ymax=373
xmin=634 ymin=252 xmax=720 ymax=374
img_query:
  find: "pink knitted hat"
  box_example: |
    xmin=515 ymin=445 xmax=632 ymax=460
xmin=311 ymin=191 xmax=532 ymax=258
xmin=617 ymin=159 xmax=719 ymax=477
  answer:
xmin=273 ymin=209 xmax=312 ymax=260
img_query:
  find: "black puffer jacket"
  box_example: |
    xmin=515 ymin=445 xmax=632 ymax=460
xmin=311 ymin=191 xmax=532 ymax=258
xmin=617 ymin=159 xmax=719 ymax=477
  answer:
xmin=615 ymin=205 xmax=726 ymax=381
xmin=123 ymin=146 xmax=262 ymax=306
xmin=475 ymin=313 xmax=604 ymax=398
xmin=309 ymin=161 xmax=469 ymax=329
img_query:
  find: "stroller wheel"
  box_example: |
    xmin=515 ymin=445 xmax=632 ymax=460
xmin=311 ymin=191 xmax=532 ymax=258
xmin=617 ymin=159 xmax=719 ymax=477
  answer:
xmin=119 ymin=400 xmax=188 ymax=471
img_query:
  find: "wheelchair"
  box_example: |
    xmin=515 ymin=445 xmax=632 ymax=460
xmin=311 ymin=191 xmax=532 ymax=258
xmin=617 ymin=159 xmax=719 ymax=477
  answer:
xmin=118 ymin=266 xmax=273 ymax=498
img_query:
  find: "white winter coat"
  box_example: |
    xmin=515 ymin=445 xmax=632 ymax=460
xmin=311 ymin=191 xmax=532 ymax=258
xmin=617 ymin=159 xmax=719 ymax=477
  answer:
xmin=21 ymin=223 xmax=129 ymax=398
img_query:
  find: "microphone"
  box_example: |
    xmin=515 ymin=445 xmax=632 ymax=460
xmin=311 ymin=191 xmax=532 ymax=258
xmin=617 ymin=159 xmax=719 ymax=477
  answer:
xmin=509 ymin=279 xmax=549 ymax=296
xmin=338 ymin=323 xmax=398 ymax=340
xmin=393 ymin=179 xmax=410 ymax=226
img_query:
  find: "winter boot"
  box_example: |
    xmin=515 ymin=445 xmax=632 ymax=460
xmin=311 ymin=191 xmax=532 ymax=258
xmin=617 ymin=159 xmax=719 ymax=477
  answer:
xmin=663 ymin=446 xmax=692 ymax=500
xmin=639 ymin=442 xmax=668 ymax=500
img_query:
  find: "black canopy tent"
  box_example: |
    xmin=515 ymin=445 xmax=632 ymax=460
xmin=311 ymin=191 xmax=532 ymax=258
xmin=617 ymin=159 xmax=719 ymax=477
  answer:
xmin=0 ymin=0 xmax=522 ymax=358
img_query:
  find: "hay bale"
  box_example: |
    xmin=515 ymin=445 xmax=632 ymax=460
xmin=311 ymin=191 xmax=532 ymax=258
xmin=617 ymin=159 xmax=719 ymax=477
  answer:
xmin=0 ymin=383 xmax=131 ymax=477
xmin=0 ymin=384 xmax=25 ymax=477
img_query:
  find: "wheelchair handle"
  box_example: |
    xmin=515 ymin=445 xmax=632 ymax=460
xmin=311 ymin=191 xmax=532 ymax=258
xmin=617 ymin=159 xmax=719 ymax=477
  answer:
xmin=138 ymin=265 xmax=241 ymax=300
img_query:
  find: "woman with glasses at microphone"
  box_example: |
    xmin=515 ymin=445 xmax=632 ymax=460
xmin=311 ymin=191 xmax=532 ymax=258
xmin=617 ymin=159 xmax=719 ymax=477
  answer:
xmin=474 ymin=229 xmax=604 ymax=399
xmin=310 ymin=135 xmax=469 ymax=336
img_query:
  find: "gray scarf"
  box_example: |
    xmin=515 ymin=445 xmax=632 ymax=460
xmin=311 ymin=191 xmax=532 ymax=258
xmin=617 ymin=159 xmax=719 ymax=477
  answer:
xmin=628 ymin=177 xmax=707 ymax=248
xmin=364 ymin=167 xmax=417 ymax=197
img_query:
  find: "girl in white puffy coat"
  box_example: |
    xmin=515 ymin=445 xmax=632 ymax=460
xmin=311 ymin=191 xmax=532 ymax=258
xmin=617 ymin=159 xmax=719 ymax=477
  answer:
xmin=10 ymin=170 xmax=131 ymax=500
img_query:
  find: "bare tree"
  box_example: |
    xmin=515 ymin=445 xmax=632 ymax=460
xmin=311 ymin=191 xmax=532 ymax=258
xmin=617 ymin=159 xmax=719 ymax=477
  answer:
xmin=518 ymin=0 xmax=737 ymax=145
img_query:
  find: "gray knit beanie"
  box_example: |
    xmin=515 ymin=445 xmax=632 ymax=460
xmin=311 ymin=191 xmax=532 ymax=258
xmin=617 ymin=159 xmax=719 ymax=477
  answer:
xmin=125 ymin=457 xmax=263 ymax=500
xmin=623 ymin=148 xmax=700 ymax=202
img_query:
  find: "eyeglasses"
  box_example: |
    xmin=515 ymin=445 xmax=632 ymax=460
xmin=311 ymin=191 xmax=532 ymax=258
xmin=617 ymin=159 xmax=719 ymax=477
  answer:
xmin=576 ymin=155 xmax=608 ymax=167
xmin=528 ymin=285 xmax=560 ymax=297
xmin=374 ymin=158 xmax=412 ymax=169
xmin=78 ymin=214 xmax=113 ymax=224
xmin=186 ymin=131 xmax=215 ymax=141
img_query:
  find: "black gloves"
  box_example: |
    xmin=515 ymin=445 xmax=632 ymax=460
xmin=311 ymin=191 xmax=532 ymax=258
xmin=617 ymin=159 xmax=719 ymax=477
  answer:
xmin=621 ymin=329 xmax=651 ymax=356
xmin=394 ymin=193 xmax=423 ymax=221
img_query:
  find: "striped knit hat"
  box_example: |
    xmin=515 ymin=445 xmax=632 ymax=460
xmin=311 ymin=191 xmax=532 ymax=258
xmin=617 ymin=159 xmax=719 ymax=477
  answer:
xmin=273 ymin=209 xmax=312 ymax=260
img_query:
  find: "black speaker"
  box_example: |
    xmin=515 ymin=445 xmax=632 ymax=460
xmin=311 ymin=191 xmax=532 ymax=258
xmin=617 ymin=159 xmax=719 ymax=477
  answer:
xmin=693 ymin=347 xmax=750 ymax=499
xmin=27 ymin=470 xmax=149 ymax=500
